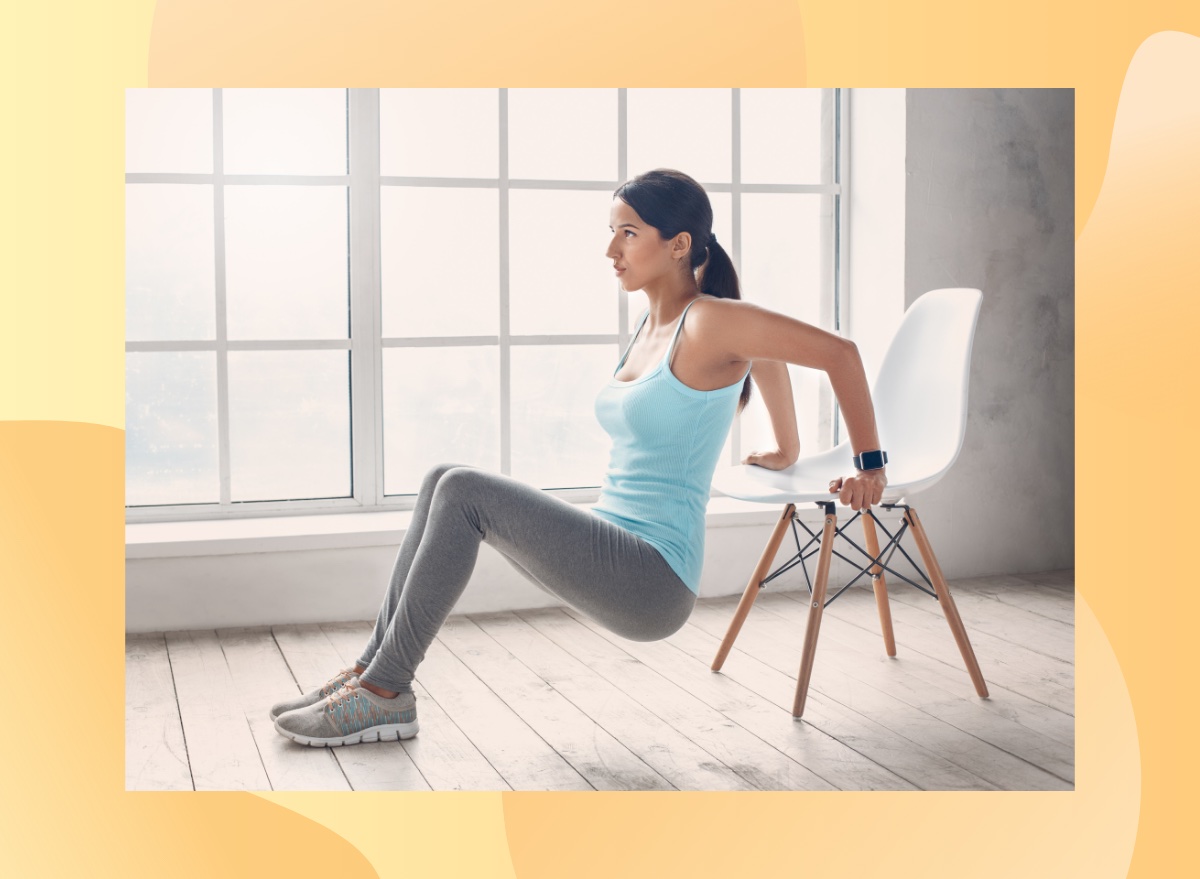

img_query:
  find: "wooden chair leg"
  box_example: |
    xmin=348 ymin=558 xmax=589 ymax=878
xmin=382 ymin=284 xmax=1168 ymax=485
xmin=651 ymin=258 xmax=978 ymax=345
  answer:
xmin=903 ymin=506 xmax=989 ymax=697
xmin=793 ymin=508 xmax=838 ymax=719
xmin=861 ymin=510 xmax=896 ymax=657
xmin=711 ymin=503 xmax=795 ymax=672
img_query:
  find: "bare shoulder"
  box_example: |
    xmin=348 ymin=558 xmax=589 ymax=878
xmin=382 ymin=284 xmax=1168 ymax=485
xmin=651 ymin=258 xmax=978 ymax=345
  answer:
xmin=689 ymin=295 xmax=850 ymax=369
xmin=690 ymin=296 xmax=768 ymax=319
xmin=686 ymin=295 xmax=743 ymax=332
xmin=686 ymin=296 xmax=771 ymax=358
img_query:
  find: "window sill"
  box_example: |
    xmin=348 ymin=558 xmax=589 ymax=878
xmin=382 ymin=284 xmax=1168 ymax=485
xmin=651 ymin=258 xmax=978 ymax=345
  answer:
xmin=124 ymin=495 xmax=874 ymax=560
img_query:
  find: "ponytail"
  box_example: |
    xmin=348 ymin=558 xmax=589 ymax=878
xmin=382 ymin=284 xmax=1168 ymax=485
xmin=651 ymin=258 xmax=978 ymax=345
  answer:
xmin=697 ymin=234 xmax=752 ymax=412
xmin=615 ymin=170 xmax=754 ymax=413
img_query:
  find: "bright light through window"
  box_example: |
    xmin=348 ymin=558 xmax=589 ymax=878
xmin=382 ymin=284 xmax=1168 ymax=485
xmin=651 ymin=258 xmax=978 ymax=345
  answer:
xmin=124 ymin=88 xmax=843 ymax=518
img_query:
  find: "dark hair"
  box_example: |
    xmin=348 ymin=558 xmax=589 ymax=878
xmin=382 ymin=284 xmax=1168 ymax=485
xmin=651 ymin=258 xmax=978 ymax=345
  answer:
xmin=613 ymin=168 xmax=752 ymax=412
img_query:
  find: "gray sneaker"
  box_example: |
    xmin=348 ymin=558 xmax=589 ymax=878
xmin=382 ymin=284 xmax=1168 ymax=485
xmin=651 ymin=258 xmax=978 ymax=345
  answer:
xmin=274 ymin=680 xmax=418 ymax=747
xmin=268 ymin=666 xmax=359 ymax=721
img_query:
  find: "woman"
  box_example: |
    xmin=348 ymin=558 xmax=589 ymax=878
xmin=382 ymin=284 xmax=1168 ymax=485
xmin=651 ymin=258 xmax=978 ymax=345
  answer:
xmin=271 ymin=168 xmax=888 ymax=747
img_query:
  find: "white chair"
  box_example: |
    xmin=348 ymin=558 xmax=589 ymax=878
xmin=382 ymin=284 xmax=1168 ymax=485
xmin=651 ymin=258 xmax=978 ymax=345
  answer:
xmin=710 ymin=288 xmax=988 ymax=719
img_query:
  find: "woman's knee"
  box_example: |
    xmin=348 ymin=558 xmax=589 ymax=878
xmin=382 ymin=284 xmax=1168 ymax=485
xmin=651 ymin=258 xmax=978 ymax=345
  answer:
xmin=429 ymin=465 xmax=491 ymax=508
xmin=423 ymin=462 xmax=475 ymax=490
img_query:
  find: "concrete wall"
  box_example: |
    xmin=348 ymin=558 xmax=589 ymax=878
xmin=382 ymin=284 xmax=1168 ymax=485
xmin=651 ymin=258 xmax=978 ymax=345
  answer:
xmin=903 ymin=88 xmax=1075 ymax=576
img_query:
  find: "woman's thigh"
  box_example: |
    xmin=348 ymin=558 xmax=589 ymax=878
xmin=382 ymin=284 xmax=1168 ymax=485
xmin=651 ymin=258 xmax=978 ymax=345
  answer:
xmin=434 ymin=466 xmax=696 ymax=642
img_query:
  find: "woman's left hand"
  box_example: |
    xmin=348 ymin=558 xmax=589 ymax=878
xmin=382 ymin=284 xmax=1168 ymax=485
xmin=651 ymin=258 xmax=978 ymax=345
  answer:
xmin=829 ymin=469 xmax=887 ymax=511
xmin=741 ymin=448 xmax=798 ymax=470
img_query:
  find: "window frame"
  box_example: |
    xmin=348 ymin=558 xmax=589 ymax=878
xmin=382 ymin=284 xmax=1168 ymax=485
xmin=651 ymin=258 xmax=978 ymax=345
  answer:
xmin=125 ymin=87 xmax=848 ymax=524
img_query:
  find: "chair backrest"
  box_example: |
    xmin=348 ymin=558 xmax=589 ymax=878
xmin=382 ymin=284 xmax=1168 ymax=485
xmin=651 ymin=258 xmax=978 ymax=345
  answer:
xmin=867 ymin=288 xmax=983 ymax=483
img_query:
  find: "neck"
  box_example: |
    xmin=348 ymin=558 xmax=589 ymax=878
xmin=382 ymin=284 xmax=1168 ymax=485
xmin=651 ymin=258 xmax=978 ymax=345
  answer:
xmin=641 ymin=275 xmax=703 ymax=331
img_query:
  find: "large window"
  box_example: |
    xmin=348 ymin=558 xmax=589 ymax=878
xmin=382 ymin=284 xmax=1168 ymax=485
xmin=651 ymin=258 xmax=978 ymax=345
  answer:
xmin=125 ymin=88 xmax=846 ymax=521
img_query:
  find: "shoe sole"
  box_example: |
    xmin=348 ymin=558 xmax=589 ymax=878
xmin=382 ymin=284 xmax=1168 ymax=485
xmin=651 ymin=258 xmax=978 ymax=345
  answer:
xmin=273 ymin=718 xmax=419 ymax=747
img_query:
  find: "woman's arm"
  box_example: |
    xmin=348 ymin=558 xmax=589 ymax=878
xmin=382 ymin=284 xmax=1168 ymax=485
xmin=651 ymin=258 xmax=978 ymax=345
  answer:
xmin=694 ymin=298 xmax=887 ymax=511
xmin=741 ymin=359 xmax=800 ymax=470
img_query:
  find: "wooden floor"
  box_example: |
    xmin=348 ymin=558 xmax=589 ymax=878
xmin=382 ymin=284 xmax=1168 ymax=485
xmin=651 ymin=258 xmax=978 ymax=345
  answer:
xmin=126 ymin=569 xmax=1075 ymax=791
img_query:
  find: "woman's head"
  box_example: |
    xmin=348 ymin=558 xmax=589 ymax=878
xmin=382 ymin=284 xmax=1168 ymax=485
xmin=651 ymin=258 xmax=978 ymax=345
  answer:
xmin=612 ymin=169 xmax=714 ymax=275
xmin=610 ymin=168 xmax=752 ymax=410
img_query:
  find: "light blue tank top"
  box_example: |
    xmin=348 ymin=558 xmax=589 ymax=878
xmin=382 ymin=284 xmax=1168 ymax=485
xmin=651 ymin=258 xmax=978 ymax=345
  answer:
xmin=592 ymin=297 xmax=751 ymax=595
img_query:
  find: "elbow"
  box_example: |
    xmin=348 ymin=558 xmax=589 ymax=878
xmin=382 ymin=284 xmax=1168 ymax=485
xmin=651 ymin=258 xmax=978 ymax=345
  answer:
xmin=828 ymin=338 xmax=859 ymax=373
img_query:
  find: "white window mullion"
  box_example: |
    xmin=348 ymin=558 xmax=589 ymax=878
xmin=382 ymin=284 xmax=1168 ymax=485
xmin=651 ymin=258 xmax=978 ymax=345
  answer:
xmin=833 ymin=88 xmax=851 ymax=448
xmin=349 ymin=88 xmax=382 ymax=509
xmin=617 ymin=88 xmax=629 ymax=347
xmin=499 ymin=88 xmax=512 ymax=476
xmin=730 ymin=87 xmax=743 ymax=466
xmin=213 ymin=88 xmax=232 ymax=507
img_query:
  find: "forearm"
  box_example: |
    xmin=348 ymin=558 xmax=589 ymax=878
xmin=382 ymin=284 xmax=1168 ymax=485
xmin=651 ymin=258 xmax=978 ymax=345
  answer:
xmin=749 ymin=359 xmax=800 ymax=458
xmin=828 ymin=342 xmax=881 ymax=460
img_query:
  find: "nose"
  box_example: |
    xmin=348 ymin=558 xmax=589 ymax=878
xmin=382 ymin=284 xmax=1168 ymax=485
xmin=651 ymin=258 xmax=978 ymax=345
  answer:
xmin=605 ymin=236 xmax=619 ymax=260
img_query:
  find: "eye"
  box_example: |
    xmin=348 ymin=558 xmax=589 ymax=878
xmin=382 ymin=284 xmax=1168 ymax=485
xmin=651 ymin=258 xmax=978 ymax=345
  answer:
xmin=624 ymin=230 xmax=635 ymax=237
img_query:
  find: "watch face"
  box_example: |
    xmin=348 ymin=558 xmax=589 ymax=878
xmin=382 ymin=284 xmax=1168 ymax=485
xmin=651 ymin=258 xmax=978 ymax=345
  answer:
xmin=857 ymin=450 xmax=886 ymax=469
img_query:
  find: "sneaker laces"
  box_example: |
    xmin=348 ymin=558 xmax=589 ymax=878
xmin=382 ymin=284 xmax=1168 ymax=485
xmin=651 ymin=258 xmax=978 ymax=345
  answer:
xmin=328 ymin=680 xmax=363 ymax=713
xmin=319 ymin=667 xmax=356 ymax=697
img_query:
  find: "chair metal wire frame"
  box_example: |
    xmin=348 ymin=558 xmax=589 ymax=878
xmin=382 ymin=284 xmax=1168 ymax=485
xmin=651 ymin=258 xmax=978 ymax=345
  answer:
xmin=710 ymin=500 xmax=989 ymax=719
xmin=765 ymin=502 xmax=938 ymax=606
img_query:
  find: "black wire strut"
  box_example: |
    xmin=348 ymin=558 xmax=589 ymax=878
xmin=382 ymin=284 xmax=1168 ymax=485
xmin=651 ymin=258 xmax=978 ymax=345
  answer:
xmin=756 ymin=501 xmax=940 ymax=608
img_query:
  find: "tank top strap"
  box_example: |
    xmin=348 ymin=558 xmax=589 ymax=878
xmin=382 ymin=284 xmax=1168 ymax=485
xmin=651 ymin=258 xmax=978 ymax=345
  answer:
xmin=614 ymin=309 xmax=651 ymax=373
xmin=664 ymin=297 xmax=704 ymax=370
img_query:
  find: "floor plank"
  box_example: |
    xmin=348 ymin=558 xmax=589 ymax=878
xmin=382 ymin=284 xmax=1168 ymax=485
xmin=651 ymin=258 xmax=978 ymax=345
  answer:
xmin=813 ymin=588 xmax=1075 ymax=748
xmin=403 ymin=631 xmax=593 ymax=791
xmin=561 ymin=606 xmax=918 ymax=790
xmin=953 ymin=574 xmax=1075 ymax=625
xmin=791 ymin=583 xmax=1075 ymax=715
xmin=884 ymin=579 xmax=1074 ymax=664
xmin=516 ymin=607 xmax=836 ymax=791
xmin=752 ymin=591 xmax=1074 ymax=786
xmin=270 ymin=623 xmax=350 ymax=692
xmin=216 ymin=626 xmax=350 ymax=791
xmin=164 ymin=629 xmax=271 ymax=791
xmin=477 ymin=611 xmax=752 ymax=790
xmin=690 ymin=601 xmax=1040 ymax=789
xmin=1013 ymin=569 xmax=1075 ymax=592
xmin=125 ymin=633 xmax=192 ymax=791
xmin=439 ymin=615 xmax=675 ymax=790
xmin=668 ymin=613 xmax=995 ymax=790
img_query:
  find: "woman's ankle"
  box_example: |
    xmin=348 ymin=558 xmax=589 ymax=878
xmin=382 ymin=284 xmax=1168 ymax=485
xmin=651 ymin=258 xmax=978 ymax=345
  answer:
xmin=358 ymin=678 xmax=399 ymax=699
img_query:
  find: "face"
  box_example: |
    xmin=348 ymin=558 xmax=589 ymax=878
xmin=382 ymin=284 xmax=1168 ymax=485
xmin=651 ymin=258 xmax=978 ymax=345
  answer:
xmin=606 ymin=198 xmax=689 ymax=292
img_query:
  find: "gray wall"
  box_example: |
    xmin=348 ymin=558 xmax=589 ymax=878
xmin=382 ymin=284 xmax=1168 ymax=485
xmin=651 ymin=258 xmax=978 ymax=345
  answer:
xmin=904 ymin=88 xmax=1074 ymax=576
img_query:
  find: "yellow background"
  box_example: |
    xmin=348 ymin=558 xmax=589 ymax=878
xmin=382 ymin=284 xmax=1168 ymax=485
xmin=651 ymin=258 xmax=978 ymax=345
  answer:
xmin=2 ymin=0 xmax=1197 ymax=875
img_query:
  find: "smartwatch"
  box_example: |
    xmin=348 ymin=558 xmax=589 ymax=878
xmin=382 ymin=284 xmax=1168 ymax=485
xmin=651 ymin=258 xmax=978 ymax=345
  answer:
xmin=853 ymin=450 xmax=888 ymax=471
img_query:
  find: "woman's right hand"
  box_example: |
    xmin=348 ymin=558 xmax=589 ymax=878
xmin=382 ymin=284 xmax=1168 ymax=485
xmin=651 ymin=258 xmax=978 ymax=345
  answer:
xmin=829 ymin=469 xmax=887 ymax=511
xmin=741 ymin=448 xmax=797 ymax=470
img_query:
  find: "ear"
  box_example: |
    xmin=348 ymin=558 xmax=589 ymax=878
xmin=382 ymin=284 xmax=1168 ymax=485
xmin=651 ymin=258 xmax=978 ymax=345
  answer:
xmin=671 ymin=231 xmax=692 ymax=261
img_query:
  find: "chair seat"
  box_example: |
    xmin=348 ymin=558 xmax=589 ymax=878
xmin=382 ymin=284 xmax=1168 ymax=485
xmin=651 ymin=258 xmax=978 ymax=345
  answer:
xmin=712 ymin=444 xmax=942 ymax=505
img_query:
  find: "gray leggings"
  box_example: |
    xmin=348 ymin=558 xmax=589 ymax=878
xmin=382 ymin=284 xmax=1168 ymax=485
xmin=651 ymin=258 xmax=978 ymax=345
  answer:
xmin=356 ymin=463 xmax=697 ymax=693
